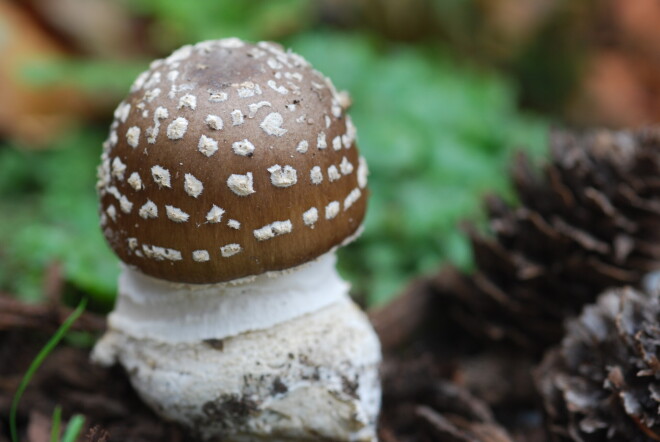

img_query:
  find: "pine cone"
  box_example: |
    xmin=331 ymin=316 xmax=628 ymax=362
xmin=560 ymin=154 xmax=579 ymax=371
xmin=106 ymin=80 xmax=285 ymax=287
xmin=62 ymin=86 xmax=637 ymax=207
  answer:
xmin=379 ymin=354 xmax=515 ymax=442
xmin=437 ymin=128 xmax=660 ymax=351
xmin=535 ymin=284 xmax=660 ymax=441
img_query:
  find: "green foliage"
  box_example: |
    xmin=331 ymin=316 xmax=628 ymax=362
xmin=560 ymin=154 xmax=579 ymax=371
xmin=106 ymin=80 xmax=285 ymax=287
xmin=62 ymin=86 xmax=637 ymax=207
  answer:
xmin=50 ymin=406 xmax=85 ymax=442
xmin=20 ymin=59 xmax=145 ymax=96
xmin=10 ymin=299 xmax=87 ymax=442
xmin=0 ymin=130 xmax=118 ymax=305
xmin=288 ymin=33 xmax=548 ymax=304
xmin=123 ymin=0 xmax=313 ymax=50
xmin=60 ymin=414 xmax=85 ymax=442
xmin=0 ymin=30 xmax=547 ymax=308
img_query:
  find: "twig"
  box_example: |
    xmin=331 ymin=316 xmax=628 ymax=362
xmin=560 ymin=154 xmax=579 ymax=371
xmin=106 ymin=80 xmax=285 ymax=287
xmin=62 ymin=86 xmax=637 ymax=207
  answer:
xmin=43 ymin=261 xmax=64 ymax=306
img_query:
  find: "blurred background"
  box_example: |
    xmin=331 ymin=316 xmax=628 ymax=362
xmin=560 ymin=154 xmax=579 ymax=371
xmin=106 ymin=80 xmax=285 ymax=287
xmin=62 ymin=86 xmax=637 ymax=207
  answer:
xmin=1 ymin=0 xmax=660 ymax=311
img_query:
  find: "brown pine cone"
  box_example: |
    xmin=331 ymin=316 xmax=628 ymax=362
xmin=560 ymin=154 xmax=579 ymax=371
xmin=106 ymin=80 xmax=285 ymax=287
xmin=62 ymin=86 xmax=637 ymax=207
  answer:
xmin=535 ymin=284 xmax=660 ymax=441
xmin=436 ymin=128 xmax=660 ymax=351
xmin=379 ymin=354 xmax=515 ymax=442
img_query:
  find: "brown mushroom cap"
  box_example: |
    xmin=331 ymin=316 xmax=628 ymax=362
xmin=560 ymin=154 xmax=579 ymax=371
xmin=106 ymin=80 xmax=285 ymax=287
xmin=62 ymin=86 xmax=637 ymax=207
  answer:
xmin=97 ymin=38 xmax=368 ymax=284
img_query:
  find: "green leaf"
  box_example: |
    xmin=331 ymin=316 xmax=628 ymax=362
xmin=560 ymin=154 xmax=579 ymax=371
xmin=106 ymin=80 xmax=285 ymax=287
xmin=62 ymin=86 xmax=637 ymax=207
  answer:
xmin=1 ymin=30 xmax=549 ymax=308
xmin=290 ymin=32 xmax=548 ymax=304
xmin=0 ymin=129 xmax=119 ymax=305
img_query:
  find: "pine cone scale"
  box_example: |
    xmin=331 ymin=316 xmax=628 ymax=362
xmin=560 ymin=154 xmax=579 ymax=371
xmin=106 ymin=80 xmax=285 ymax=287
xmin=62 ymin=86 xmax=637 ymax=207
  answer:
xmin=537 ymin=287 xmax=660 ymax=440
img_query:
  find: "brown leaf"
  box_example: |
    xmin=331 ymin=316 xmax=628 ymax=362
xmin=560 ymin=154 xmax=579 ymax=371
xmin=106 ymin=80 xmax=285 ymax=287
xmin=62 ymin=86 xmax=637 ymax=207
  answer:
xmin=0 ymin=3 xmax=94 ymax=146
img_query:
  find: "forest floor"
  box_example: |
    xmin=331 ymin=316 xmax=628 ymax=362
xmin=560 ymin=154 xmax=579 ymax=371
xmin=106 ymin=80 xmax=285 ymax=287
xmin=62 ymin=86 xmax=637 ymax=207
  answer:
xmin=0 ymin=273 xmax=547 ymax=442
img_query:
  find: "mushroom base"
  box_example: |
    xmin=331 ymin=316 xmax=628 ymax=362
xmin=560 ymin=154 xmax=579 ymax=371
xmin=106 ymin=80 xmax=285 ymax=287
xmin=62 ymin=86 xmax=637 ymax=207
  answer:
xmin=95 ymin=298 xmax=380 ymax=441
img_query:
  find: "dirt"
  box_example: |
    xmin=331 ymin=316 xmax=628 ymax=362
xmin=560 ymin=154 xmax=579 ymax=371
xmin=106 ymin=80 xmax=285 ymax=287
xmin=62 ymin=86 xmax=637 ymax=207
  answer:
xmin=0 ymin=330 xmax=185 ymax=442
xmin=0 ymin=279 xmax=548 ymax=442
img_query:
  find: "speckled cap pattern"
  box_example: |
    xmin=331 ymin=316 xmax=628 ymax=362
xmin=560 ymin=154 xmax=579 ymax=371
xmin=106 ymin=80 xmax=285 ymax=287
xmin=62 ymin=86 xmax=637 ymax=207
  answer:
xmin=97 ymin=38 xmax=368 ymax=283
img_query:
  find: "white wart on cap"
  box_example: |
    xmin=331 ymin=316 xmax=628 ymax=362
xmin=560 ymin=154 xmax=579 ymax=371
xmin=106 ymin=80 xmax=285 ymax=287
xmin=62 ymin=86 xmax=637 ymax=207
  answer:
xmin=97 ymin=38 xmax=368 ymax=284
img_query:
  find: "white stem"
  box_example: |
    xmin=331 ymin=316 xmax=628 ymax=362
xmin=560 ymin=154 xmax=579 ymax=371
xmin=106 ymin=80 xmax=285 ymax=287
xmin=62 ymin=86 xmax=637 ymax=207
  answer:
xmin=107 ymin=252 xmax=348 ymax=343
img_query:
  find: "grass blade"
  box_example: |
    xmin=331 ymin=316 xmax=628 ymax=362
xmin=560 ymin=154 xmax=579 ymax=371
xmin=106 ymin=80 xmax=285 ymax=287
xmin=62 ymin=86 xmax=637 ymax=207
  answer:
xmin=9 ymin=298 xmax=87 ymax=442
xmin=61 ymin=415 xmax=85 ymax=442
xmin=50 ymin=405 xmax=62 ymax=442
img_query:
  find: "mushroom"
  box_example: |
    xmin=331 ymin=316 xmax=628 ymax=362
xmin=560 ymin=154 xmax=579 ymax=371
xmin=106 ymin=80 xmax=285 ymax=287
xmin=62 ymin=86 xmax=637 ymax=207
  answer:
xmin=92 ymin=38 xmax=381 ymax=441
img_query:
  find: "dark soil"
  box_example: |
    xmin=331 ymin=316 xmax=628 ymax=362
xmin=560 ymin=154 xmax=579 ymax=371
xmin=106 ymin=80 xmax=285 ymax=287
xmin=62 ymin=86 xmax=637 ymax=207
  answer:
xmin=0 ymin=329 xmax=185 ymax=442
xmin=0 ymin=274 xmax=548 ymax=442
